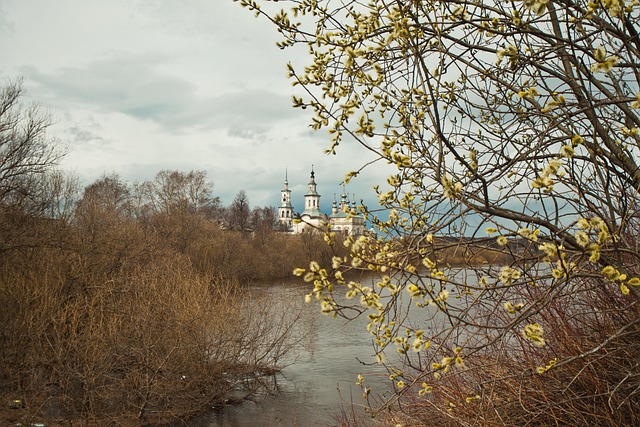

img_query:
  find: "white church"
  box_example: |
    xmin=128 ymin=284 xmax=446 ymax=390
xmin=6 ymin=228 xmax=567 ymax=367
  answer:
xmin=278 ymin=168 xmax=366 ymax=236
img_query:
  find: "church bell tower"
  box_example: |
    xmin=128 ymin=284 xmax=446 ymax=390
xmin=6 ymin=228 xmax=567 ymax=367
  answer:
xmin=302 ymin=166 xmax=322 ymax=217
xmin=278 ymin=169 xmax=294 ymax=230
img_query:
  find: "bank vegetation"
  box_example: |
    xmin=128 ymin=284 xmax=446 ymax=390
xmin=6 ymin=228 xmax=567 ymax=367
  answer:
xmin=0 ymin=79 xmax=336 ymax=426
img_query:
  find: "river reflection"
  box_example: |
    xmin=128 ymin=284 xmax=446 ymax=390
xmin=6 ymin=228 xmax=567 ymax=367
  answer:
xmin=187 ymin=281 xmax=392 ymax=427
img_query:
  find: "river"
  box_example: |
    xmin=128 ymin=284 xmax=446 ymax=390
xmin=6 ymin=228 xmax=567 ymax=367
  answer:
xmin=186 ymin=280 xmax=393 ymax=427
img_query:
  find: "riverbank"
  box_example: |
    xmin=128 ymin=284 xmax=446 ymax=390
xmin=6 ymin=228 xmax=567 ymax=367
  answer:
xmin=183 ymin=281 xmax=391 ymax=427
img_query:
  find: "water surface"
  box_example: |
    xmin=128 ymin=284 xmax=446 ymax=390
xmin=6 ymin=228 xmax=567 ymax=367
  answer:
xmin=189 ymin=281 xmax=391 ymax=427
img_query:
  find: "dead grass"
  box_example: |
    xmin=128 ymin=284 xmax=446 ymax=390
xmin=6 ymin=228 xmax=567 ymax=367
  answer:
xmin=364 ymin=280 xmax=640 ymax=427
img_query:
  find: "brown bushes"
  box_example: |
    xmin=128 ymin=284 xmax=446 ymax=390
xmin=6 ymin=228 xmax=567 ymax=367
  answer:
xmin=0 ymin=187 xmax=324 ymax=425
xmin=378 ymin=280 xmax=640 ymax=427
xmin=0 ymin=83 xmax=323 ymax=424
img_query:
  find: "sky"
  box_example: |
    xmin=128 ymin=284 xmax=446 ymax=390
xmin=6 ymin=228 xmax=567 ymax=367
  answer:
xmin=0 ymin=0 xmax=386 ymax=211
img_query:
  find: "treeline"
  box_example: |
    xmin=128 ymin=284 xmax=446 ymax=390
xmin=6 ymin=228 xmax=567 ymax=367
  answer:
xmin=69 ymin=170 xmax=334 ymax=282
xmin=0 ymin=80 xmax=336 ymax=425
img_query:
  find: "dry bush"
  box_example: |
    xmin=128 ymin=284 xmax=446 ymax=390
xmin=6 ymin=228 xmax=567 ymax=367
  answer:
xmin=0 ymin=82 xmax=311 ymax=424
xmin=376 ymin=280 xmax=640 ymax=427
xmin=0 ymin=209 xmax=301 ymax=425
xmin=184 ymin=225 xmax=338 ymax=282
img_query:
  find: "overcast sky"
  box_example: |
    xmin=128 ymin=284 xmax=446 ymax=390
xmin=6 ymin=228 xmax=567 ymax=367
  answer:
xmin=0 ymin=0 xmax=385 ymax=211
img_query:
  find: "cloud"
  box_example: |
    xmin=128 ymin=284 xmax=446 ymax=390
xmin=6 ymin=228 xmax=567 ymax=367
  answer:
xmin=1 ymin=0 xmax=391 ymax=215
xmin=23 ymin=59 xmax=191 ymax=116
xmin=22 ymin=56 xmax=296 ymax=136
xmin=227 ymin=125 xmax=269 ymax=142
xmin=64 ymin=124 xmax=106 ymax=146
xmin=23 ymin=53 xmax=384 ymax=210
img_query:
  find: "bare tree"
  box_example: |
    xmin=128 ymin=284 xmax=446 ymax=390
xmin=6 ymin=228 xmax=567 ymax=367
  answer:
xmin=251 ymin=206 xmax=277 ymax=231
xmin=228 ymin=190 xmax=251 ymax=232
xmin=39 ymin=170 xmax=79 ymax=222
xmin=140 ymin=169 xmax=219 ymax=216
xmin=133 ymin=170 xmax=221 ymax=250
xmin=75 ymin=174 xmax=132 ymax=220
xmin=242 ymin=0 xmax=640 ymax=424
xmin=0 ymin=79 xmax=68 ymax=257
xmin=0 ymin=78 xmax=63 ymax=210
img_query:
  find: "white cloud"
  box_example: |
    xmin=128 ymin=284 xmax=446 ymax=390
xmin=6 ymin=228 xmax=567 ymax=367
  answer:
xmin=0 ymin=0 xmax=389 ymax=211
